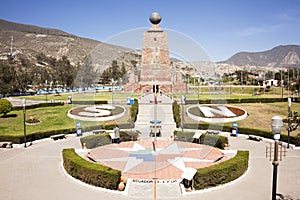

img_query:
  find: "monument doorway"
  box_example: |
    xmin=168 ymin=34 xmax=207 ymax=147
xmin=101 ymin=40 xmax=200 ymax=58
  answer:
xmin=153 ymin=85 xmax=159 ymax=93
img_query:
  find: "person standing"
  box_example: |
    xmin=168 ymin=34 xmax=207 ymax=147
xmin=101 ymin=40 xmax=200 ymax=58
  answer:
xmin=114 ymin=125 xmax=120 ymax=144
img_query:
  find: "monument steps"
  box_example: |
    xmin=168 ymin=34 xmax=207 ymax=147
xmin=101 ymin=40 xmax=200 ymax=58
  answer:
xmin=135 ymin=94 xmax=176 ymax=140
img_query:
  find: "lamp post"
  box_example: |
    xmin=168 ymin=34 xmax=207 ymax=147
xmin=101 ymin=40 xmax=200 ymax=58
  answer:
xmin=22 ymin=99 xmax=27 ymax=148
xmin=181 ymin=95 xmax=185 ymax=131
xmin=197 ymin=76 xmax=200 ymax=104
xmin=287 ymin=98 xmax=292 ymax=148
xmin=111 ymin=78 xmax=114 ymax=106
xmin=271 ymin=116 xmax=283 ymax=200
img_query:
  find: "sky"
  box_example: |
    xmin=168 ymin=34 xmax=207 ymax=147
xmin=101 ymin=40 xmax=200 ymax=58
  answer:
xmin=1 ymin=0 xmax=300 ymax=61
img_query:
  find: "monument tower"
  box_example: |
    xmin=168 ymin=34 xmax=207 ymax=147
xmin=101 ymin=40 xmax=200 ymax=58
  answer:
xmin=124 ymin=12 xmax=185 ymax=93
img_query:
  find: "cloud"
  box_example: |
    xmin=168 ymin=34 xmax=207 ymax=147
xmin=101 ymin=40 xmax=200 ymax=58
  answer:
xmin=236 ymin=24 xmax=283 ymax=36
xmin=278 ymin=13 xmax=297 ymax=21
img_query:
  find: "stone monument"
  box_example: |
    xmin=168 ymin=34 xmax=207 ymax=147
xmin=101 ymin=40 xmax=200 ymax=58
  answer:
xmin=124 ymin=12 xmax=185 ymax=93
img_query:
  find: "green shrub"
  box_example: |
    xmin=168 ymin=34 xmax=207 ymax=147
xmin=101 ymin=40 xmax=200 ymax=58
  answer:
xmin=200 ymin=134 xmax=229 ymax=150
xmin=80 ymin=130 xmax=139 ymax=149
xmin=80 ymin=134 xmax=112 ymax=149
xmin=13 ymin=102 xmax=64 ymax=110
xmin=174 ymin=131 xmax=229 ymax=149
xmin=72 ymin=100 xmax=108 ymax=105
xmin=120 ymin=130 xmax=139 ymax=142
xmin=184 ymin=123 xmax=231 ymax=133
xmin=130 ymin=99 xmax=138 ymax=122
xmin=0 ymin=127 xmax=76 ymax=144
xmin=0 ymin=122 xmax=134 ymax=144
xmin=174 ymin=130 xmax=195 ymax=143
xmin=0 ymin=99 xmax=13 ymax=115
xmin=194 ymin=151 xmax=249 ymax=190
xmin=186 ymin=97 xmax=296 ymax=105
xmin=184 ymin=122 xmax=300 ymax=146
xmin=172 ymin=101 xmax=181 ymax=128
xmin=62 ymin=148 xmax=121 ymax=190
xmin=237 ymin=127 xmax=300 ymax=146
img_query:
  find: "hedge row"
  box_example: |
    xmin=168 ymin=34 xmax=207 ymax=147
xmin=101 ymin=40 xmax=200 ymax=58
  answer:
xmin=184 ymin=122 xmax=300 ymax=146
xmin=80 ymin=123 xmax=134 ymax=132
xmin=13 ymin=102 xmax=64 ymax=110
xmin=80 ymin=130 xmax=139 ymax=149
xmin=130 ymin=99 xmax=138 ymax=122
xmin=0 ymin=122 xmax=134 ymax=144
xmin=172 ymin=101 xmax=181 ymax=128
xmin=13 ymin=100 xmax=109 ymax=111
xmin=194 ymin=151 xmax=249 ymax=190
xmin=199 ymin=134 xmax=229 ymax=150
xmin=72 ymin=100 xmax=108 ymax=105
xmin=185 ymin=97 xmax=300 ymax=105
xmin=0 ymin=128 xmax=76 ymax=144
xmin=62 ymin=148 xmax=121 ymax=190
xmin=174 ymin=130 xmax=229 ymax=149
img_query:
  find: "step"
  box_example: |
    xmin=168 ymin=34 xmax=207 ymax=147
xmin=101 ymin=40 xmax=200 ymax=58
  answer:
xmin=127 ymin=180 xmax=182 ymax=198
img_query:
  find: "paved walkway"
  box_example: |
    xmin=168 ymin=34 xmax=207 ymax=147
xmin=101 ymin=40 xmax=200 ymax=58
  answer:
xmin=135 ymin=94 xmax=176 ymax=140
xmin=1 ymin=133 xmax=300 ymax=200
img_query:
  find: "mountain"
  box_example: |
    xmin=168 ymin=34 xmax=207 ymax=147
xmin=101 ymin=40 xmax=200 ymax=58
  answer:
xmin=0 ymin=19 xmax=135 ymax=67
xmin=221 ymin=45 xmax=300 ymax=67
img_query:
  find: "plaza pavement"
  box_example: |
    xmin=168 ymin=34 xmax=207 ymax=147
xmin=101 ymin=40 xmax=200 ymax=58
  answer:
xmin=0 ymin=133 xmax=300 ymax=200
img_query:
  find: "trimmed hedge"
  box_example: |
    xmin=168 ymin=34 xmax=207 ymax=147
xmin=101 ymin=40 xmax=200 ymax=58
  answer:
xmin=81 ymin=123 xmax=134 ymax=132
xmin=72 ymin=100 xmax=108 ymax=105
xmin=0 ymin=122 xmax=134 ymax=144
xmin=80 ymin=134 xmax=112 ymax=149
xmin=199 ymin=134 xmax=229 ymax=150
xmin=172 ymin=101 xmax=181 ymax=128
xmin=194 ymin=151 xmax=249 ymax=190
xmin=130 ymin=99 xmax=138 ymax=122
xmin=62 ymin=148 xmax=121 ymax=190
xmin=237 ymin=127 xmax=300 ymax=146
xmin=174 ymin=130 xmax=229 ymax=149
xmin=0 ymin=128 xmax=76 ymax=144
xmin=80 ymin=130 xmax=139 ymax=149
xmin=185 ymin=97 xmax=300 ymax=105
xmin=184 ymin=122 xmax=300 ymax=146
xmin=184 ymin=123 xmax=231 ymax=132
xmin=174 ymin=130 xmax=195 ymax=143
xmin=13 ymin=102 xmax=64 ymax=110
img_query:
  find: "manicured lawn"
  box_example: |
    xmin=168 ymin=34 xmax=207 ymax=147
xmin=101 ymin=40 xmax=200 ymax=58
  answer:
xmin=0 ymin=105 xmax=74 ymax=136
xmin=0 ymin=104 xmax=132 ymax=136
xmin=184 ymin=102 xmax=300 ymax=136
xmin=230 ymin=102 xmax=300 ymax=136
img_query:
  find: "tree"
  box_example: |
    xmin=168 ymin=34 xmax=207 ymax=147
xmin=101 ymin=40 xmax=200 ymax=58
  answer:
xmin=0 ymin=61 xmax=15 ymax=95
xmin=99 ymin=60 xmax=127 ymax=84
xmin=0 ymin=99 xmax=13 ymax=116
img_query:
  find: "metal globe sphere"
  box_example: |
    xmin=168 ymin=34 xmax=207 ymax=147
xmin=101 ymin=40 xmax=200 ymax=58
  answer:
xmin=149 ymin=12 xmax=161 ymax=25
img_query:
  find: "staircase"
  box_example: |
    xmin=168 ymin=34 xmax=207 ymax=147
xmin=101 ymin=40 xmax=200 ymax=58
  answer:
xmin=135 ymin=94 xmax=176 ymax=140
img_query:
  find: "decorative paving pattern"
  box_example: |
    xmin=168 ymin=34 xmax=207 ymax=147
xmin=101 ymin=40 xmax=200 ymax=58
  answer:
xmin=87 ymin=140 xmax=228 ymax=180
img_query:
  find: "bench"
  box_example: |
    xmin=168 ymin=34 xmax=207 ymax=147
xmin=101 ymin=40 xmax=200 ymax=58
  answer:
xmin=149 ymin=125 xmax=162 ymax=137
xmin=50 ymin=134 xmax=66 ymax=141
xmin=248 ymin=135 xmax=263 ymax=142
xmin=0 ymin=142 xmax=13 ymax=148
xmin=92 ymin=129 xmax=106 ymax=134
xmin=206 ymin=130 xmax=219 ymax=135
